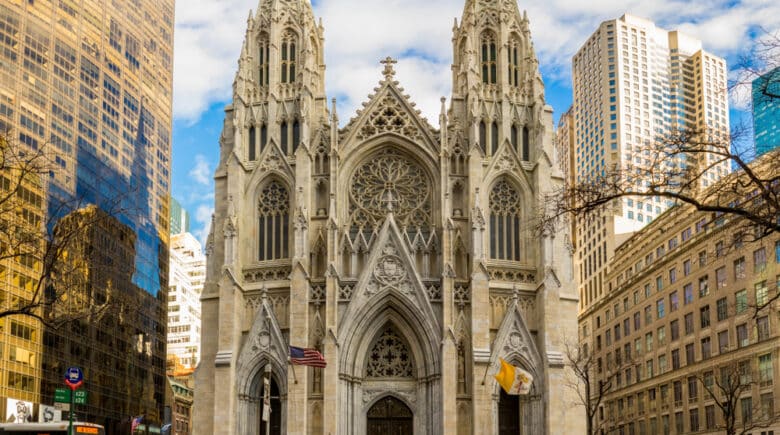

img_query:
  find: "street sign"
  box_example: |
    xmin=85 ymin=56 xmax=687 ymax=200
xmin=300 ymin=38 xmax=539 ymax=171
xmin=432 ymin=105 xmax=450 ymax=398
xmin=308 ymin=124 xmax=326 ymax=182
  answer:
xmin=54 ymin=388 xmax=70 ymax=403
xmin=54 ymin=402 xmax=70 ymax=411
xmin=74 ymin=390 xmax=87 ymax=405
xmin=64 ymin=367 xmax=84 ymax=390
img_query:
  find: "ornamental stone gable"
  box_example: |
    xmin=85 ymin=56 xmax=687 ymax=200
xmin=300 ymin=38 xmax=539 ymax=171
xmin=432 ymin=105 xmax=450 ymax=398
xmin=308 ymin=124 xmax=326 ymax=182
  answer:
xmin=193 ymin=0 xmax=583 ymax=434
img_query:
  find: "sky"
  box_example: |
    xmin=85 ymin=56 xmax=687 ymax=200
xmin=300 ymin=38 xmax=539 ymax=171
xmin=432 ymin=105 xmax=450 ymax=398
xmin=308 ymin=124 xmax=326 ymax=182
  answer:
xmin=171 ymin=0 xmax=780 ymax=245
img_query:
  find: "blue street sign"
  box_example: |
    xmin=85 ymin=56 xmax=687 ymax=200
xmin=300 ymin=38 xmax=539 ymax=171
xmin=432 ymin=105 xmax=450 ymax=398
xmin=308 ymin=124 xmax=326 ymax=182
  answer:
xmin=64 ymin=367 xmax=83 ymax=387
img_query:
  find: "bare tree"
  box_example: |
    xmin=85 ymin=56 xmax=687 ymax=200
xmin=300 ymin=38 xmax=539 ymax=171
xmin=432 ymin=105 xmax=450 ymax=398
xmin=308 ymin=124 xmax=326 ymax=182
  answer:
xmin=697 ymin=359 xmax=780 ymax=435
xmin=565 ymin=340 xmax=634 ymax=435
xmin=0 ymin=130 xmax=132 ymax=327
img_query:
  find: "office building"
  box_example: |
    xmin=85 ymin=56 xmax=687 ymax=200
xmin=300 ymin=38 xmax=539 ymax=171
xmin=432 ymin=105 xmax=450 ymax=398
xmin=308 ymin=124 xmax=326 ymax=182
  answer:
xmin=579 ymin=158 xmax=780 ymax=434
xmin=167 ymin=232 xmax=204 ymax=372
xmin=753 ymin=66 xmax=780 ymax=156
xmin=571 ymin=15 xmax=730 ymax=312
xmin=0 ymin=0 xmax=174 ymax=429
xmin=170 ymin=197 xmax=190 ymax=235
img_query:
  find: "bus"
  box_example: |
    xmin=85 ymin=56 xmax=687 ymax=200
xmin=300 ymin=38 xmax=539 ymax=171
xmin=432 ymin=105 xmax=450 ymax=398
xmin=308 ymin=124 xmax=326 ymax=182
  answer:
xmin=0 ymin=422 xmax=105 ymax=435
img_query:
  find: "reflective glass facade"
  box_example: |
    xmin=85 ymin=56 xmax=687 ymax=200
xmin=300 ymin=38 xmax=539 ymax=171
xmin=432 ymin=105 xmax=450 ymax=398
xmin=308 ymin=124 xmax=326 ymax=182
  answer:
xmin=0 ymin=0 xmax=173 ymax=430
xmin=753 ymin=67 xmax=780 ymax=156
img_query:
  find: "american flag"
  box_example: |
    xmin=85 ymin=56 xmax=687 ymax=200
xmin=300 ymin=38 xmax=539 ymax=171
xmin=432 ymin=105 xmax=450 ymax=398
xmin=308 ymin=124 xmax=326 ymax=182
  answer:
xmin=130 ymin=415 xmax=144 ymax=434
xmin=289 ymin=346 xmax=327 ymax=368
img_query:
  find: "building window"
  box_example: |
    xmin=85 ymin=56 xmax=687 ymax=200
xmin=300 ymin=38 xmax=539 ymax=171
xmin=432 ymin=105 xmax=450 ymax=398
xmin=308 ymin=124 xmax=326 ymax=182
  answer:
xmin=735 ymin=289 xmax=748 ymax=313
xmin=671 ymin=319 xmax=679 ymax=340
xmin=489 ymin=180 xmax=522 ymax=261
xmin=657 ymin=299 xmax=665 ymax=319
xmin=684 ymin=284 xmax=694 ymax=305
xmin=657 ymin=326 xmax=665 ymax=345
xmin=508 ymin=36 xmax=521 ymax=87
xmin=248 ymin=126 xmax=257 ymax=161
xmin=759 ymin=354 xmax=774 ymax=386
xmin=257 ymin=180 xmax=290 ymax=261
xmin=258 ymin=34 xmax=270 ymax=86
xmin=705 ymin=405 xmax=715 ymax=429
xmin=718 ymin=330 xmax=729 ymax=353
xmin=716 ymin=267 xmax=726 ymax=288
xmin=741 ymin=397 xmax=753 ymax=424
xmin=734 ymin=257 xmax=746 ymax=279
xmin=685 ymin=343 xmax=695 ymax=366
xmin=755 ymin=247 xmax=767 ymax=273
xmin=757 ymin=316 xmax=770 ymax=342
xmin=481 ymin=32 xmax=497 ymax=84
xmin=479 ymin=121 xmax=486 ymax=148
xmin=670 ymin=291 xmax=679 ymax=311
xmin=701 ymin=337 xmax=711 ymax=359
xmin=700 ymin=305 xmax=710 ymax=328
xmin=281 ymin=121 xmax=289 ymax=155
xmin=490 ymin=121 xmax=499 ymax=156
xmin=689 ymin=408 xmax=699 ymax=432
xmin=716 ymin=297 xmax=728 ymax=321
xmin=522 ymin=126 xmax=530 ymax=161
xmin=280 ymin=30 xmax=297 ymax=84
xmin=674 ymin=381 xmax=683 ymax=404
xmin=756 ymin=280 xmax=769 ymax=307
xmin=684 ymin=259 xmax=691 ymax=276
xmin=260 ymin=123 xmax=268 ymax=154
xmin=698 ymin=276 xmax=709 ymax=297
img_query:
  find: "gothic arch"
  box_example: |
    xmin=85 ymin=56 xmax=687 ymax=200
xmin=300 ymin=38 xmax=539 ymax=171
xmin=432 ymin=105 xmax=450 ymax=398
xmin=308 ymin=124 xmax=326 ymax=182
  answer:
xmin=488 ymin=303 xmax=546 ymax=434
xmin=251 ymin=177 xmax=293 ymax=262
xmin=235 ymin=298 xmax=289 ymax=435
xmin=485 ymin=175 xmax=533 ymax=262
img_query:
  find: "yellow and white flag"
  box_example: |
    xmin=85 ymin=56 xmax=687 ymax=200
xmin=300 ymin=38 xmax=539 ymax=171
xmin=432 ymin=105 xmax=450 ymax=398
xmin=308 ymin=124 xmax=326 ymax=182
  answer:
xmin=494 ymin=358 xmax=533 ymax=395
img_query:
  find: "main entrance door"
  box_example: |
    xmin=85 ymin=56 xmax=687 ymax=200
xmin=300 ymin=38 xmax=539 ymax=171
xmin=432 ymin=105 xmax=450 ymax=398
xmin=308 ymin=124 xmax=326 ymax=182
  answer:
xmin=367 ymin=396 xmax=413 ymax=435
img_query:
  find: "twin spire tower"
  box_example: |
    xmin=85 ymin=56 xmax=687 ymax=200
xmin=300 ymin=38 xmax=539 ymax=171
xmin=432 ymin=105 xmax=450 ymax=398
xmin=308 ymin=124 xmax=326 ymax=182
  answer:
xmin=195 ymin=0 xmax=582 ymax=434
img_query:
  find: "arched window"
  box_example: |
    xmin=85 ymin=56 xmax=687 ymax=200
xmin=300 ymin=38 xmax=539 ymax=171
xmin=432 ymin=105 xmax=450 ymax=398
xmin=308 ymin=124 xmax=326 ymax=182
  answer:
xmin=281 ymin=31 xmax=297 ymax=84
xmin=258 ymin=180 xmax=290 ymax=261
xmin=366 ymin=324 xmax=415 ymax=378
xmin=248 ymin=126 xmax=257 ymax=161
xmin=490 ymin=121 xmax=499 ymax=156
xmin=511 ymin=124 xmax=518 ymax=154
xmin=481 ymin=32 xmax=497 ymax=84
xmin=260 ymin=123 xmax=267 ymax=154
xmin=258 ymin=34 xmax=269 ymax=86
xmin=489 ymin=179 xmax=522 ymax=261
xmin=508 ymin=36 xmax=521 ymax=87
xmin=522 ymin=126 xmax=530 ymax=161
xmin=280 ymin=121 xmax=289 ymax=155
xmin=292 ymin=120 xmax=300 ymax=154
xmin=479 ymin=121 xmax=487 ymax=149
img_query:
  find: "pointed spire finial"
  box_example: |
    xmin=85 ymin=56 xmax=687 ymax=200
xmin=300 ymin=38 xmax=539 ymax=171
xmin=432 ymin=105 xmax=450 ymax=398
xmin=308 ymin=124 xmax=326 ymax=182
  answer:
xmin=380 ymin=56 xmax=398 ymax=79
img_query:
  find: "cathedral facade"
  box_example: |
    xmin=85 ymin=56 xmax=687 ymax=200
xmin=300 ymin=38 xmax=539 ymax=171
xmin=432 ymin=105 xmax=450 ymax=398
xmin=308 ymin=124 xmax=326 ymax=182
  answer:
xmin=193 ymin=0 xmax=583 ymax=434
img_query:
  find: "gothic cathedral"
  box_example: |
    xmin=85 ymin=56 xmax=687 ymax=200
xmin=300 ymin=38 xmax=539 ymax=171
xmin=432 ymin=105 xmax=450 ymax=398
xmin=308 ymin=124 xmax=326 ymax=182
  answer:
xmin=194 ymin=0 xmax=582 ymax=434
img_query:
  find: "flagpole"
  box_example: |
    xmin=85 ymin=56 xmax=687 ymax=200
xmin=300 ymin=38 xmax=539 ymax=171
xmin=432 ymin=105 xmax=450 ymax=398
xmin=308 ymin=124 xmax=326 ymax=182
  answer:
xmin=480 ymin=360 xmax=493 ymax=385
xmin=288 ymin=357 xmax=299 ymax=384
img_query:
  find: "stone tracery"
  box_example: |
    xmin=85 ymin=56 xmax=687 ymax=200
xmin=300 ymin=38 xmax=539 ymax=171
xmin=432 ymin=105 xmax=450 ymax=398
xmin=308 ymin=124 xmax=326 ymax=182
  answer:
xmin=349 ymin=148 xmax=431 ymax=229
xmin=366 ymin=324 xmax=415 ymax=378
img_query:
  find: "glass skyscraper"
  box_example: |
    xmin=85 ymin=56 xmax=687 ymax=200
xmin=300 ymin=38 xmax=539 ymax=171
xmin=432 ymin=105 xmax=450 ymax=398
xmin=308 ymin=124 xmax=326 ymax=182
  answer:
xmin=0 ymin=0 xmax=173 ymax=430
xmin=753 ymin=66 xmax=780 ymax=156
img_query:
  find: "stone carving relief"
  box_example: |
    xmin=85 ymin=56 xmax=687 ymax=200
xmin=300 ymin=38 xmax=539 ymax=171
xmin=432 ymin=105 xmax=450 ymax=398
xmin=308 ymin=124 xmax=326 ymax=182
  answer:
xmin=366 ymin=325 xmax=415 ymax=378
xmin=349 ymin=148 xmax=431 ymax=229
xmin=362 ymin=389 xmax=417 ymax=406
xmin=356 ymin=95 xmax=424 ymax=143
xmin=243 ymin=265 xmax=292 ymax=282
xmin=338 ymin=283 xmax=355 ymax=301
xmin=365 ymin=244 xmax=414 ymax=296
xmin=257 ymin=143 xmax=290 ymax=173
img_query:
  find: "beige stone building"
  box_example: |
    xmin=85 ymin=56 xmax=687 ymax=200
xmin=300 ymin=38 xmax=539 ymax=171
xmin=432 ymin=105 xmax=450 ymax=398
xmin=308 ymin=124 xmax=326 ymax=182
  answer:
xmin=193 ymin=0 xmax=582 ymax=434
xmin=570 ymin=15 xmax=730 ymax=314
xmin=579 ymin=172 xmax=780 ymax=434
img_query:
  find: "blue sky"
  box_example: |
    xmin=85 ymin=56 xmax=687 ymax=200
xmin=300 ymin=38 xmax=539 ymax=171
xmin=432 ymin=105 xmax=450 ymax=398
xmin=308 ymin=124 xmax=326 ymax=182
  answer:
xmin=171 ymin=0 xmax=779 ymax=244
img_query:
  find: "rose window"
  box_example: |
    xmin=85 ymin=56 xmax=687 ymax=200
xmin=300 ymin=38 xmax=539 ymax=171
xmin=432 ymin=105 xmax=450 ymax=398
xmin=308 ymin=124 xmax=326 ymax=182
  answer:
xmin=349 ymin=148 xmax=431 ymax=229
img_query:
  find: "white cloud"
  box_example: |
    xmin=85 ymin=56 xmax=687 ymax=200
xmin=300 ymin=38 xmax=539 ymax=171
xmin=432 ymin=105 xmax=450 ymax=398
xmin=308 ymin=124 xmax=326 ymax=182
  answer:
xmin=193 ymin=204 xmax=215 ymax=247
xmin=173 ymin=0 xmax=780 ymax=124
xmin=188 ymin=154 xmax=212 ymax=186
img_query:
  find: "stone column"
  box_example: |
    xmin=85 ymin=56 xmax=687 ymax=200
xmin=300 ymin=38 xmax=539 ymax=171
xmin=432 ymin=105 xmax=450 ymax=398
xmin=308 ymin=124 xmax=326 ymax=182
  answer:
xmin=287 ymin=264 xmax=310 ymax=434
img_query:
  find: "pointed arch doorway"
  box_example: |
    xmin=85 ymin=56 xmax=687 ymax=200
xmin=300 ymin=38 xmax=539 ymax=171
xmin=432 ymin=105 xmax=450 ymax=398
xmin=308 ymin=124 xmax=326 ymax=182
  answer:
xmin=367 ymin=396 xmax=413 ymax=435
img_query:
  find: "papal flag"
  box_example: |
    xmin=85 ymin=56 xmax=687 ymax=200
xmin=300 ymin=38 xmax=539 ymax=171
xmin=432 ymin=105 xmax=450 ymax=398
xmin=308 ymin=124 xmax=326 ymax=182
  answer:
xmin=494 ymin=358 xmax=533 ymax=395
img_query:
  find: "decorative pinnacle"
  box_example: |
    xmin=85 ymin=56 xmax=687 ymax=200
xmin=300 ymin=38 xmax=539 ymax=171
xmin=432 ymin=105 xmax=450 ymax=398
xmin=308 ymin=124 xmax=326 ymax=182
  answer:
xmin=381 ymin=56 xmax=397 ymax=79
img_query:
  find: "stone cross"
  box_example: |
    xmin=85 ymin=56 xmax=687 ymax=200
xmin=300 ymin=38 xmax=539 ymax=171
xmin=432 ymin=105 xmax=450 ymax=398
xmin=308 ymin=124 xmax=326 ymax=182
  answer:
xmin=381 ymin=56 xmax=397 ymax=78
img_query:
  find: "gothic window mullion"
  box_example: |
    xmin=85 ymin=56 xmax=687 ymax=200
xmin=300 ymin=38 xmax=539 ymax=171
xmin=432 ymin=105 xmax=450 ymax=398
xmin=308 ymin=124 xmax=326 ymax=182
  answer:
xmin=489 ymin=179 xmax=522 ymax=262
xmin=257 ymin=180 xmax=290 ymax=262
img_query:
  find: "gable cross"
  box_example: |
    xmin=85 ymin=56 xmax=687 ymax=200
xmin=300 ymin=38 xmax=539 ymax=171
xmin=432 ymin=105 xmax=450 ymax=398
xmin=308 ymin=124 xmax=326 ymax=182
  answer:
xmin=381 ymin=56 xmax=397 ymax=79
